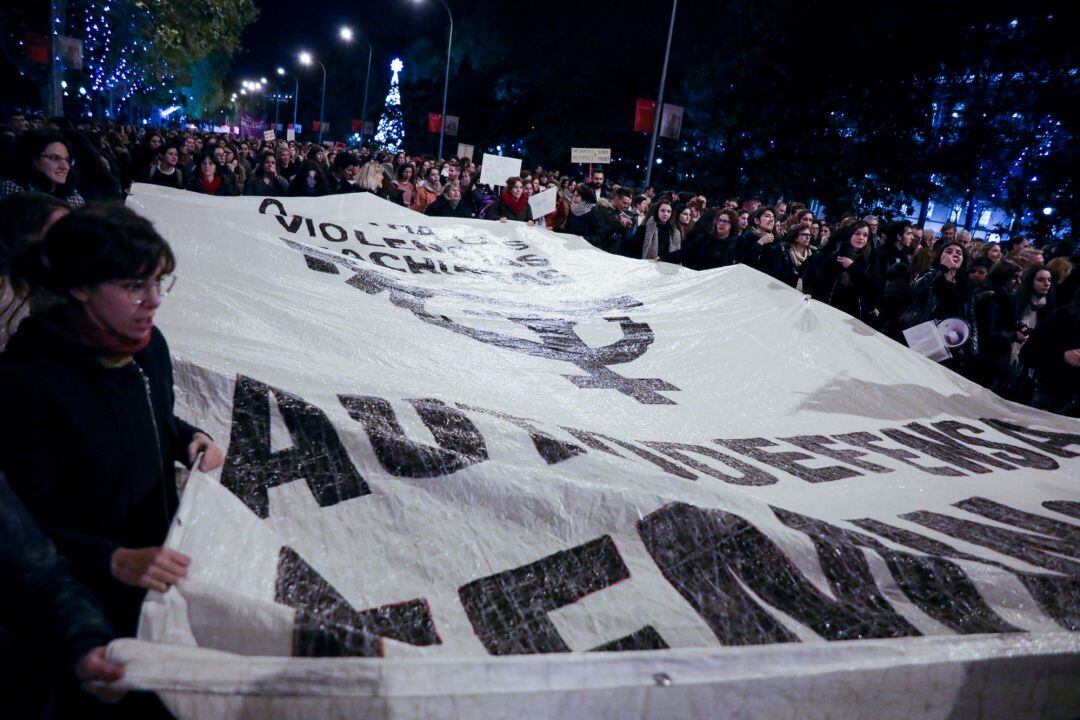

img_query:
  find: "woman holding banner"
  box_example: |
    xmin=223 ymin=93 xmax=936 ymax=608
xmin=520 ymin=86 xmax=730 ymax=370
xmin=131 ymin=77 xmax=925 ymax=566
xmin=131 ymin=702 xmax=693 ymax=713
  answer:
xmin=0 ymin=205 xmax=223 ymax=641
xmin=489 ymin=176 xmax=533 ymax=223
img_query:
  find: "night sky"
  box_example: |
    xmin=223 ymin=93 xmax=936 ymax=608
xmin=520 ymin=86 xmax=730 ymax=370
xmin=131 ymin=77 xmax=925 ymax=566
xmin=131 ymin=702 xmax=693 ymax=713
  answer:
xmin=226 ymin=0 xmax=706 ymax=156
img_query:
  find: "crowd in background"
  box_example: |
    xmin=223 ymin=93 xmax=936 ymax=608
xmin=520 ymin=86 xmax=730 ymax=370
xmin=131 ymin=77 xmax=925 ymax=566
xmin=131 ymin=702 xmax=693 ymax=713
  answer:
xmin=0 ymin=112 xmax=1078 ymax=718
xmin=2 ymin=114 xmax=1076 ymax=417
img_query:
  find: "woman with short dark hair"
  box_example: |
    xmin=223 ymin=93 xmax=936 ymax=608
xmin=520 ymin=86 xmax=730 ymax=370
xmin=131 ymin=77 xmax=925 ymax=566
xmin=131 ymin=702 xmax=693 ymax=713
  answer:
xmin=0 ymin=205 xmax=223 ymax=642
xmin=0 ymin=128 xmax=85 ymax=207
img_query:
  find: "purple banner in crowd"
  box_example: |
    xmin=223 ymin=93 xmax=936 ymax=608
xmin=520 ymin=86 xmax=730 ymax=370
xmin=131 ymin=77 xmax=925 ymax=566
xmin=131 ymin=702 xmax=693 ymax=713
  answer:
xmin=239 ymin=112 xmax=268 ymax=139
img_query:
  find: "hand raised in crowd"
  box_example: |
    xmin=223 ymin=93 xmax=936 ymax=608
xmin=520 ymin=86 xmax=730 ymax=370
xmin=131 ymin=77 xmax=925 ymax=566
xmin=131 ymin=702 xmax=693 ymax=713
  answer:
xmin=836 ymin=255 xmax=853 ymax=268
xmin=188 ymin=431 xmax=224 ymax=471
xmin=1065 ymin=348 xmax=1080 ymax=367
xmin=111 ymin=546 xmax=191 ymax=592
xmin=76 ymin=646 xmax=126 ymax=703
xmin=756 ymin=233 xmax=774 ymax=245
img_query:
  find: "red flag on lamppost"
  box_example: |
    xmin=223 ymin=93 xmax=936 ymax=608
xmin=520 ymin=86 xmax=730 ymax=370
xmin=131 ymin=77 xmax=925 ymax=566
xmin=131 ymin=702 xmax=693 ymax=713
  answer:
xmin=634 ymin=98 xmax=656 ymax=133
xmin=427 ymin=113 xmax=442 ymax=133
xmin=352 ymin=119 xmax=362 ymax=133
xmin=24 ymin=32 xmax=49 ymax=64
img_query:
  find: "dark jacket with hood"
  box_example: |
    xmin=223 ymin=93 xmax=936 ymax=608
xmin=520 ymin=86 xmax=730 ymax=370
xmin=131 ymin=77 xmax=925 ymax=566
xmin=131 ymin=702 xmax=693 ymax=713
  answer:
xmin=0 ymin=314 xmax=200 ymax=635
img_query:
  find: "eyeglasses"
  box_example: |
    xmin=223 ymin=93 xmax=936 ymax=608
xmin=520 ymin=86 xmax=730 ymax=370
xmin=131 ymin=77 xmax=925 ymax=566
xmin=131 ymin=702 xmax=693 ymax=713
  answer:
xmin=110 ymin=275 xmax=176 ymax=305
xmin=39 ymin=153 xmax=75 ymax=167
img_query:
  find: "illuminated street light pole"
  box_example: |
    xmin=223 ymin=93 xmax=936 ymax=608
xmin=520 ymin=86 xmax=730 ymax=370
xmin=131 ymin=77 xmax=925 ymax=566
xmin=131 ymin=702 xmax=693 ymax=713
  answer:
xmin=277 ymin=66 xmax=300 ymax=130
xmin=339 ymin=26 xmax=373 ymax=143
xmin=298 ymin=51 xmax=327 ymax=143
xmin=413 ymin=0 xmax=453 ymax=159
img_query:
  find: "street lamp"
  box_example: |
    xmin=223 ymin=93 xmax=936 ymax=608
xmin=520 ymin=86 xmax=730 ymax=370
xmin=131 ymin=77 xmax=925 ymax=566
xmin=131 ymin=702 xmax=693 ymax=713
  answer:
xmin=412 ymin=0 xmax=453 ymax=160
xmin=277 ymin=66 xmax=300 ymax=132
xmin=338 ymin=25 xmax=373 ymax=144
xmin=298 ymin=51 xmax=327 ymax=144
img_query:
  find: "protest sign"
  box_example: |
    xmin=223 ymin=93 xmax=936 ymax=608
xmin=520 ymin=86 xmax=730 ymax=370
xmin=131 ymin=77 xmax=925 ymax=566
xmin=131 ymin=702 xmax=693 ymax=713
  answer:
xmin=527 ymin=187 xmax=557 ymax=218
xmin=263 ymin=129 xmax=276 ymax=141
xmin=116 ymin=185 xmax=1080 ymax=719
xmin=457 ymin=143 xmax=475 ymax=161
xmin=478 ymin=153 xmax=523 ymax=187
xmin=571 ymin=148 xmax=612 ymax=164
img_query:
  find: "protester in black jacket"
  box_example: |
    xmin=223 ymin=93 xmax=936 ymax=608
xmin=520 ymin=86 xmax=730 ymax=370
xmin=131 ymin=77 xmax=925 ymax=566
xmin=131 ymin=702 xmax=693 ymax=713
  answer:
xmin=803 ymin=221 xmax=882 ymax=324
xmin=666 ymin=208 xmax=740 ymax=270
xmin=564 ymin=184 xmax=618 ymax=250
xmin=0 ymin=205 xmax=223 ymax=640
xmin=899 ymin=241 xmax=979 ymax=375
xmin=974 ymin=260 xmax=1023 ymax=390
xmin=1 ymin=469 xmax=124 ymax=715
xmin=1020 ymin=293 xmax=1080 ymax=416
xmin=243 ymin=152 xmax=289 ymax=196
xmin=735 ymin=205 xmax=778 ymax=269
xmin=426 ymin=181 xmax=474 ymax=218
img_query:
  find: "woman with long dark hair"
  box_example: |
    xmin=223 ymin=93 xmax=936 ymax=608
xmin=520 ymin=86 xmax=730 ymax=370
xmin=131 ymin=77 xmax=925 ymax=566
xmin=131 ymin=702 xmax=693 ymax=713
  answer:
xmin=803 ymin=221 xmax=882 ymax=324
xmin=287 ymin=159 xmax=334 ymax=197
xmin=639 ymin=198 xmax=681 ymax=260
xmin=184 ymin=151 xmax=237 ymax=196
xmin=899 ymin=241 xmax=979 ymax=374
xmin=974 ymin=260 xmax=1024 ymax=392
xmin=0 ymin=128 xmax=85 ymax=207
xmin=243 ymin=152 xmax=289 ymax=196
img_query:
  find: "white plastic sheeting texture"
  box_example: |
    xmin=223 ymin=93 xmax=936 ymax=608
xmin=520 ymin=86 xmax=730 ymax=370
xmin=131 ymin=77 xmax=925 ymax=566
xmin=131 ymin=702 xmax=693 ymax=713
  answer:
xmin=118 ymin=185 xmax=1080 ymax=719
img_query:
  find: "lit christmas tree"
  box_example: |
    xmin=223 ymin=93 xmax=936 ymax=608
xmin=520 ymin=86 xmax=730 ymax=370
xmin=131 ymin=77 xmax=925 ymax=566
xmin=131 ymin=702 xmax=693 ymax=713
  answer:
xmin=374 ymin=58 xmax=405 ymax=152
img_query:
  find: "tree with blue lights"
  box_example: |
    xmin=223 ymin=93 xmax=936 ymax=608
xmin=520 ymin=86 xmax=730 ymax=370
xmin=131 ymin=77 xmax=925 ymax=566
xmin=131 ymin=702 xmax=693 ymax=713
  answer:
xmin=374 ymin=58 xmax=405 ymax=152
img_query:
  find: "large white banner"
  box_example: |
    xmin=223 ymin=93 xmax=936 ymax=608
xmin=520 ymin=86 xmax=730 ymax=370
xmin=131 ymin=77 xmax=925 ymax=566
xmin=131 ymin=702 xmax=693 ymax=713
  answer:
xmin=119 ymin=184 xmax=1079 ymax=719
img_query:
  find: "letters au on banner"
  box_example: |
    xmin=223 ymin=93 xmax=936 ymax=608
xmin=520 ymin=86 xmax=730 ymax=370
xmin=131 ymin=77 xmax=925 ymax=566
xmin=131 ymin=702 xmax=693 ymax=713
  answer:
xmin=117 ymin=185 xmax=1080 ymax=720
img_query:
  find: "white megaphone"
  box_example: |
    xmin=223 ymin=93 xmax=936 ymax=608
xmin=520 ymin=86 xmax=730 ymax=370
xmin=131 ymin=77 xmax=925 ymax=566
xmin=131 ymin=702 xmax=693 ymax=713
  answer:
xmin=937 ymin=317 xmax=970 ymax=349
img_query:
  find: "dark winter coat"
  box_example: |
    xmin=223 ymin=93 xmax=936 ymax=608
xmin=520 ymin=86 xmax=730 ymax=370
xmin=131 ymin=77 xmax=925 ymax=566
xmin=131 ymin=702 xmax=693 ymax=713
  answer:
xmin=0 ymin=316 xmax=201 ymax=635
xmin=1019 ymin=303 xmax=1080 ymax=408
xmin=900 ymin=268 xmax=980 ymax=373
xmin=803 ymin=247 xmax=882 ymax=323
xmin=426 ymin=196 xmax=475 ymax=218
xmin=0 ymin=469 xmax=114 ymax=672
xmin=564 ymin=207 xmax=615 ymax=250
xmin=974 ymin=283 xmax=1020 ymax=386
xmin=243 ymin=174 xmax=289 ymax=196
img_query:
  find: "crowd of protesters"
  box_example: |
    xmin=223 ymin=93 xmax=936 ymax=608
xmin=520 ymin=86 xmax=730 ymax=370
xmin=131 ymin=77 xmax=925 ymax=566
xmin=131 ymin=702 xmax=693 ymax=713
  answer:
xmin=0 ymin=110 xmax=1077 ymax=717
